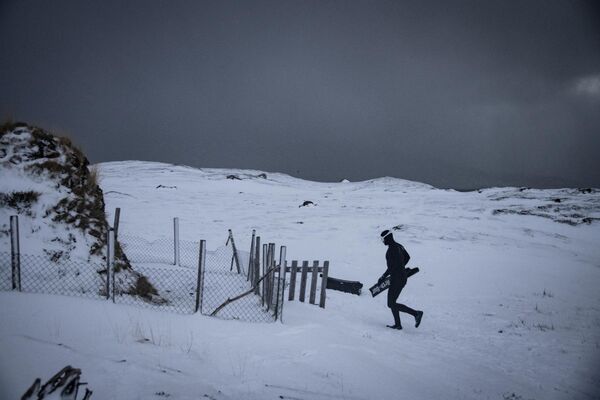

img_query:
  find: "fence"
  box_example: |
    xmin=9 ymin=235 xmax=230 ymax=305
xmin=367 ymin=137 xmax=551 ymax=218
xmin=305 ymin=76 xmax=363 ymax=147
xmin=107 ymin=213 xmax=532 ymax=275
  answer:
xmin=285 ymin=260 xmax=329 ymax=308
xmin=118 ymin=229 xmax=285 ymax=322
xmin=1 ymin=216 xmax=287 ymax=322
xmin=0 ymin=251 xmax=106 ymax=300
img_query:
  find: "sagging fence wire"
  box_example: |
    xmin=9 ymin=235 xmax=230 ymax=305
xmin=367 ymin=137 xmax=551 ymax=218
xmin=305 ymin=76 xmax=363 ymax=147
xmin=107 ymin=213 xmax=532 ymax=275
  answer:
xmin=1 ymin=216 xmax=287 ymax=322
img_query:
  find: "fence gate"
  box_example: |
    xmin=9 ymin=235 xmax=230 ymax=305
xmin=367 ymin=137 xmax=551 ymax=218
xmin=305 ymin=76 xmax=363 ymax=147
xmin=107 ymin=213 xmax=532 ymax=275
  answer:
xmin=199 ymin=232 xmax=285 ymax=323
xmin=285 ymin=260 xmax=329 ymax=308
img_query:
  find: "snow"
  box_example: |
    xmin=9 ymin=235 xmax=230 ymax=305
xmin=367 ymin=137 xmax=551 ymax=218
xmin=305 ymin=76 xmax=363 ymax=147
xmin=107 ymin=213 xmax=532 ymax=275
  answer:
xmin=1 ymin=160 xmax=599 ymax=399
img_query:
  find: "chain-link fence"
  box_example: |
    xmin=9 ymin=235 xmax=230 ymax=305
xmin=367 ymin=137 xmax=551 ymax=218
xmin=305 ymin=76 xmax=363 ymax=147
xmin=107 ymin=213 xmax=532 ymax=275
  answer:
xmin=0 ymin=253 xmax=14 ymax=291
xmin=0 ymin=251 xmax=106 ymax=300
xmin=117 ymin=234 xmax=176 ymax=265
xmin=112 ymin=263 xmax=198 ymax=314
xmin=1 ymin=219 xmax=286 ymax=323
xmin=117 ymin=231 xmax=283 ymax=322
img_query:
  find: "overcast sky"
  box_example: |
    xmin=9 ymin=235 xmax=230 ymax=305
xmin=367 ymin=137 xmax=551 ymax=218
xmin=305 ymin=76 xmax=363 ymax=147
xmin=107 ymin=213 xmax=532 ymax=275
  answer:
xmin=1 ymin=0 xmax=599 ymax=189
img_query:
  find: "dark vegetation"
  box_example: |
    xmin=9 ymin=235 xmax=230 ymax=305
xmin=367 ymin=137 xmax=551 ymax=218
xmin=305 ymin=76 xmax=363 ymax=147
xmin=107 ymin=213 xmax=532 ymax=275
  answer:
xmin=0 ymin=191 xmax=40 ymax=216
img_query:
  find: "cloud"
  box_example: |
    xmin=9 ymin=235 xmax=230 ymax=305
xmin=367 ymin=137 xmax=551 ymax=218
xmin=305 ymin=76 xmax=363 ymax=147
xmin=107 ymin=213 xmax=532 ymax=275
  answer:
xmin=573 ymin=74 xmax=600 ymax=97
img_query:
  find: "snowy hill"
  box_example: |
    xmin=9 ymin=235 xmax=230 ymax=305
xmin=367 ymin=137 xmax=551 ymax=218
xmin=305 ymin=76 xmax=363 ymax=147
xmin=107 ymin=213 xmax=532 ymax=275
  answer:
xmin=1 ymin=159 xmax=599 ymax=399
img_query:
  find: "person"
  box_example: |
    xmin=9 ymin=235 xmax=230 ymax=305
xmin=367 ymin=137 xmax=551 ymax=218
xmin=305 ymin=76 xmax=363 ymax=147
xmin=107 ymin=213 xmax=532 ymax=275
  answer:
xmin=378 ymin=229 xmax=423 ymax=330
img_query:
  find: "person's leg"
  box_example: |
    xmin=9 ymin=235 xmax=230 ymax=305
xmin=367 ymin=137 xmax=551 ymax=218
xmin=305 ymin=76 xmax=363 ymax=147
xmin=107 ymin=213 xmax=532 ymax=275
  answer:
xmin=397 ymin=303 xmax=417 ymax=316
xmin=387 ymin=281 xmax=402 ymax=328
xmin=392 ymin=279 xmax=423 ymax=328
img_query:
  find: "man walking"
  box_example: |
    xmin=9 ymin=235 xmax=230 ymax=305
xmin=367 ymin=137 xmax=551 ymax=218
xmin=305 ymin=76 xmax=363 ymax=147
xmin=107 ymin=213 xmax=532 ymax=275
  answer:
xmin=378 ymin=229 xmax=423 ymax=330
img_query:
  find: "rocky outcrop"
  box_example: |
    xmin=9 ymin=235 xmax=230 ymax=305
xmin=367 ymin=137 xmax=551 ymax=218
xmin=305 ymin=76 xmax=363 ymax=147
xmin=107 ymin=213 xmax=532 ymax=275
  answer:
xmin=0 ymin=122 xmax=159 ymax=301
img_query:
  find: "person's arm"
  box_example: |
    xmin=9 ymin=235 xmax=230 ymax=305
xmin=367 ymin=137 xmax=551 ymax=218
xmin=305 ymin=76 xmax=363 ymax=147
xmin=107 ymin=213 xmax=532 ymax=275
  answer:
xmin=378 ymin=251 xmax=393 ymax=282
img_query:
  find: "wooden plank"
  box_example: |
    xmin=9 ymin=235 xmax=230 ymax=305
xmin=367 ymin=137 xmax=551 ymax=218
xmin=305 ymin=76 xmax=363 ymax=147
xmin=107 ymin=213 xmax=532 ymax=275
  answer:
xmin=285 ymin=266 xmax=324 ymax=273
xmin=254 ymin=236 xmax=261 ymax=294
xmin=229 ymin=230 xmax=241 ymax=274
xmin=288 ymin=261 xmax=298 ymax=301
xmin=279 ymin=248 xmax=287 ymax=305
xmin=247 ymin=230 xmax=255 ymax=282
xmin=267 ymin=243 xmax=275 ymax=311
xmin=274 ymin=260 xmax=286 ymax=321
xmin=113 ymin=207 xmax=121 ymax=239
xmin=309 ymin=261 xmax=319 ymax=304
xmin=319 ymin=261 xmax=329 ymax=308
xmin=299 ymin=261 xmax=309 ymax=302
xmin=262 ymin=244 xmax=267 ymax=305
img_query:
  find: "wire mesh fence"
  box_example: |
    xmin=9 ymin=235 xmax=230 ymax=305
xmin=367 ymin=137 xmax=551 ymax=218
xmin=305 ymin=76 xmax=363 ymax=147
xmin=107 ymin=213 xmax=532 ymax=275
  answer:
xmin=112 ymin=264 xmax=198 ymax=314
xmin=118 ymin=234 xmax=177 ymax=265
xmin=1 ymin=226 xmax=285 ymax=323
xmin=117 ymin=231 xmax=283 ymax=322
xmin=0 ymin=253 xmax=13 ymax=291
xmin=0 ymin=251 xmax=106 ymax=300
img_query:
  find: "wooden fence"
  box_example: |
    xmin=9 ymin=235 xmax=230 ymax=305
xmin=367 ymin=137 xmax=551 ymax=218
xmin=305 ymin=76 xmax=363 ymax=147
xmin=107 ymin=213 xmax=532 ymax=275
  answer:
xmin=284 ymin=260 xmax=329 ymax=308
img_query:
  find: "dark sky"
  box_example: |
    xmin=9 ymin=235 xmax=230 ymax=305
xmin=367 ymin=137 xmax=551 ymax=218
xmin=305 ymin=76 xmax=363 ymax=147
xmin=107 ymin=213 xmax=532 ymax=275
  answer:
xmin=1 ymin=0 xmax=599 ymax=189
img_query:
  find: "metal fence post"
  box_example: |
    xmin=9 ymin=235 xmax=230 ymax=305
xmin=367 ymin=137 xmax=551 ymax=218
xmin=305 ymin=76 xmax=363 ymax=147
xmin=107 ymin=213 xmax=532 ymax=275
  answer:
xmin=195 ymin=240 xmax=206 ymax=313
xmin=105 ymin=229 xmax=111 ymax=300
xmin=108 ymin=228 xmax=115 ymax=302
xmin=10 ymin=215 xmax=21 ymax=291
xmin=173 ymin=217 xmax=180 ymax=266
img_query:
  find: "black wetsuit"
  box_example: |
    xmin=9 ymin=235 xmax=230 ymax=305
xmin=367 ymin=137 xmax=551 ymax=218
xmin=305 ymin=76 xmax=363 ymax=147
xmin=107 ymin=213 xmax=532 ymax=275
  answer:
xmin=381 ymin=242 xmax=417 ymax=326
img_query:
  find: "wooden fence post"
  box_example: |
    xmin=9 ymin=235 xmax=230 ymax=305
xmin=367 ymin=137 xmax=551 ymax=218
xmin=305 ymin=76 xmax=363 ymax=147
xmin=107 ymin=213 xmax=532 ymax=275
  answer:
xmin=228 ymin=229 xmax=241 ymax=274
xmin=288 ymin=260 xmax=298 ymax=301
xmin=113 ymin=207 xmax=121 ymax=239
xmin=254 ymin=236 xmax=261 ymax=294
xmin=262 ymin=243 xmax=267 ymax=305
xmin=247 ymin=230 xmax=256 ymax=281
xmin=299 ymin=261 xmax=309 ymax=302
xmin=265 ymin=243 xmax=272 ymax=310
xmin=275 ymin=246 xmax=286 ymax=319
xmin=309 ymin=260 xmax=319 ymax=305
xmin=270 ymin=244 xmax=277 ymax=309
xmin=319 ymin=261 xmax=329 ymax=308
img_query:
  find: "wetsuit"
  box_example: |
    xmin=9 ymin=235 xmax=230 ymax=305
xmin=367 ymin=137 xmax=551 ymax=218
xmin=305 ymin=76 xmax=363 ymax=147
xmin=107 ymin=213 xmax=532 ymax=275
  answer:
xmin=381 ymin=242 xmax=417 ymax=327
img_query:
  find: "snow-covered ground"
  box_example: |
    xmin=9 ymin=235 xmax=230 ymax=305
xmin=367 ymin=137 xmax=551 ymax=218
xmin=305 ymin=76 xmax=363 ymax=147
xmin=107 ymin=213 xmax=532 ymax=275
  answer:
xmin=1 ymin=160 xmax=599 ymax=399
